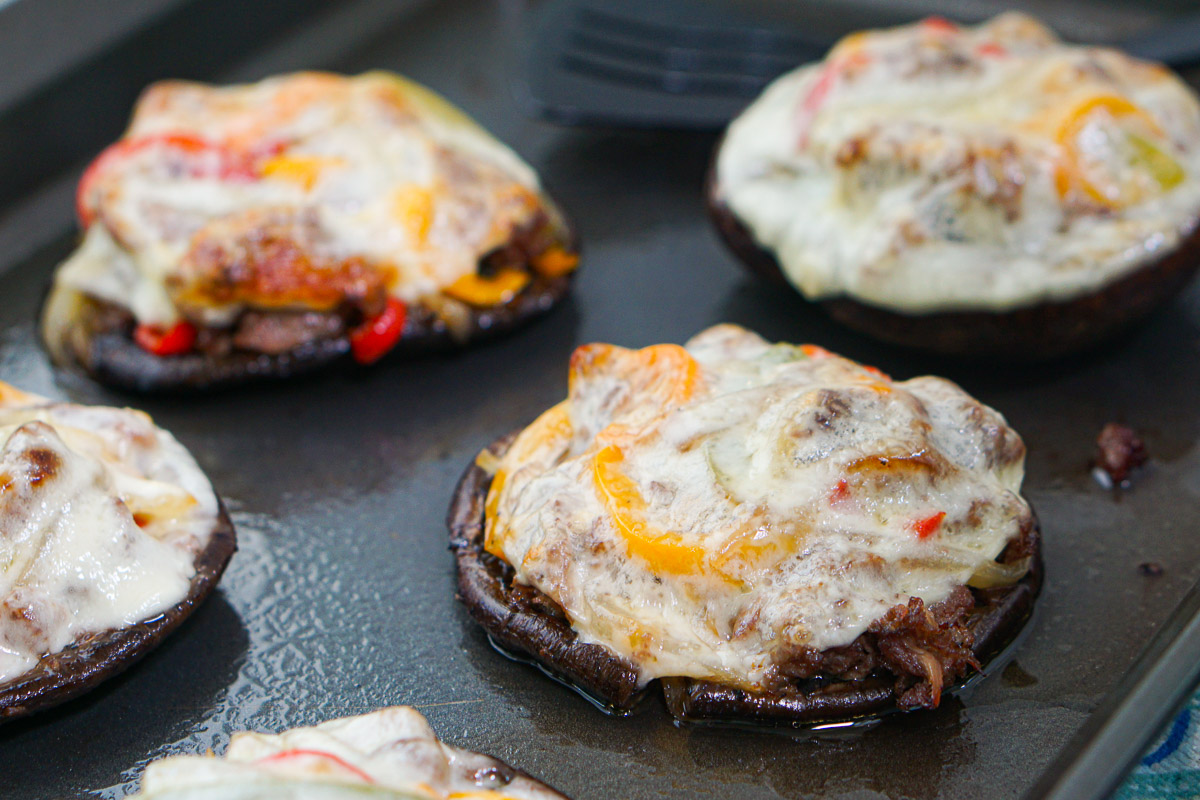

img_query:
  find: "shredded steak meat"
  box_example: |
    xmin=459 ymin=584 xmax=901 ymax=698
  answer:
xmin=230 ymin=310 xmax=347 ymax=355
xmin=767 ymin=586 xmax=978 ymax=711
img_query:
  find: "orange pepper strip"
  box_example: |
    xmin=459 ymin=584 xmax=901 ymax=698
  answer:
xmin=593 ymin=441 xmax=708 ymax=576
xmin=484 ymin=403 xmax=573 ymax=556
xmin=531 ymin=246 xmax=580 ymax=278
xmin=0 ymin=382 xmax=41 ymax=406
xmin=1054 ymin=95 xmax=1165 ymax=208
xmin=641 ymin=344 xmax=699 ymax=405
xmin=444 ymin=268 xmax=530 ymax=307
xmin=260 ymin=154 xmax=343 ymax=191
xmin=568 ymin=343 xmax=699 ymax=411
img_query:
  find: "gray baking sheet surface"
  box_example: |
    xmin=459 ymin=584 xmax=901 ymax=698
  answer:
xmin=2 ymin=1 xmax=1200 ymax=797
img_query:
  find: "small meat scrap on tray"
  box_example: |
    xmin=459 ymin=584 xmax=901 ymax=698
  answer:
xmin=1093 ymin=422 xmax=1149 ymax=489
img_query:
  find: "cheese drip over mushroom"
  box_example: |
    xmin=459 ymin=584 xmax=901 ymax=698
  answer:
xmin=132 ymin=707 xmax=568 ymax=799
xmin=485 ymin=325 xmax=1032 ymax=689
xmin=715 ymin=12 xmax=1200 ymax=312
xmin=0 ymin=383 xmax=218 ymax=683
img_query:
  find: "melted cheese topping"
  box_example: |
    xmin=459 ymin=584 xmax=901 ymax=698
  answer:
xmin=0 ymin=382 xmax=218 ymax=683
xmin=485 ymin=325 xmax=1031 ymax=689
xmin=51 ymin=71 xmax=552 ymax=327
xmin=133 ymin=707 xmax=567 ymax=800
xmin=715 ymin=13 xmax=1200 ymax=312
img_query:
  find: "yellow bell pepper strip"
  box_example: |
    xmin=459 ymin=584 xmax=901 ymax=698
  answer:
xmin=444 ymin=268 xmax=530 ymax=307
xmin=482 ymin=468 xmax=507 ymax=553
xmin=531 ymin=245 xmax=580 ymax=278
xmin=1127 ymin=132 xmax=1185 ymax=191
xmin=1054 ymin=94 xmax=1181 ymax=208
xmin=484 ymin=402 xmax=573 ymax=556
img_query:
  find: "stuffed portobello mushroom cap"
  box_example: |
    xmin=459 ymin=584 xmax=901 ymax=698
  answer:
xmin=709 ymin=13 xmax=1200 ymax=359
xmin=42 ymin=71 xmax=579 ymax=392
xmin=450 ymin=325 xmax=1041 ymax=725
xmin=0 ymin=383 xmax=235 ymax=721
xmin=127 ymin=707 xmax=572 ymax=800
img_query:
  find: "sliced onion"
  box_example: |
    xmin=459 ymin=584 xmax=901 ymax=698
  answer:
xmin=422 ymin=294 xmax=472 ymax=343
xmin=967 ymin=556 xmax=1031 ymax=589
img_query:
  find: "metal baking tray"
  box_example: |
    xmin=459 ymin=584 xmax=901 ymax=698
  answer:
xmin=3 ymin=1 xmax=1200 ymax=797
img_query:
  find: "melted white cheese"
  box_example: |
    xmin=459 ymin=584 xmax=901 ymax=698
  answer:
xmin=487 ymin=325 xmax=1032 ymax=689
xmin=51 ymin=71 xmax=550 ymax=326
xmin=715 ymin=12 xmax=1200 ymax=312
xmin=0 ymin=384 xmax=219 ymax=683
xmin=133 ymin=707 xmax=567 ymax=800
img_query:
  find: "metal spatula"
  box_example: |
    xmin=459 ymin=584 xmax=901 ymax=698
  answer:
xmin=521 ymin=0 xmax=1200 ymax=130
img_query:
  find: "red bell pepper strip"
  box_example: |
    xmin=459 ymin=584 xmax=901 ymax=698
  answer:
xmin=76 ymin=132 xmax=265 ymax=226
xmin=256 ymin=749 xmax=375 ymax=784
xmin=861 ymin=364 xmax=891 ymax=381
xmin=921 ymin=16 xmax=959 ymax=34
xmin=349 ymin=298 xmax=407 ymax=365
xmin=795 ymin=49 xmax=873 ymax=149
xmin=133 ymin=320 xmax=197 ymax=357
xmin=913 ymin=511 xmax=947 ymax=540
xmin=975 ymin=42 xmax=1007 ymax=58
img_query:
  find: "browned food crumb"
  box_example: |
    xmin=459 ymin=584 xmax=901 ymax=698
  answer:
xmin=1138 ymin=561 xmax=1165 ymax=577
xmin=1094 ymin=423 xmax=1148 ymax=486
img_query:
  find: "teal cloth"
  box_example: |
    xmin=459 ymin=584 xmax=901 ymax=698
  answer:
xmin=1117 ymin=694 xmax=1200 ymax=799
